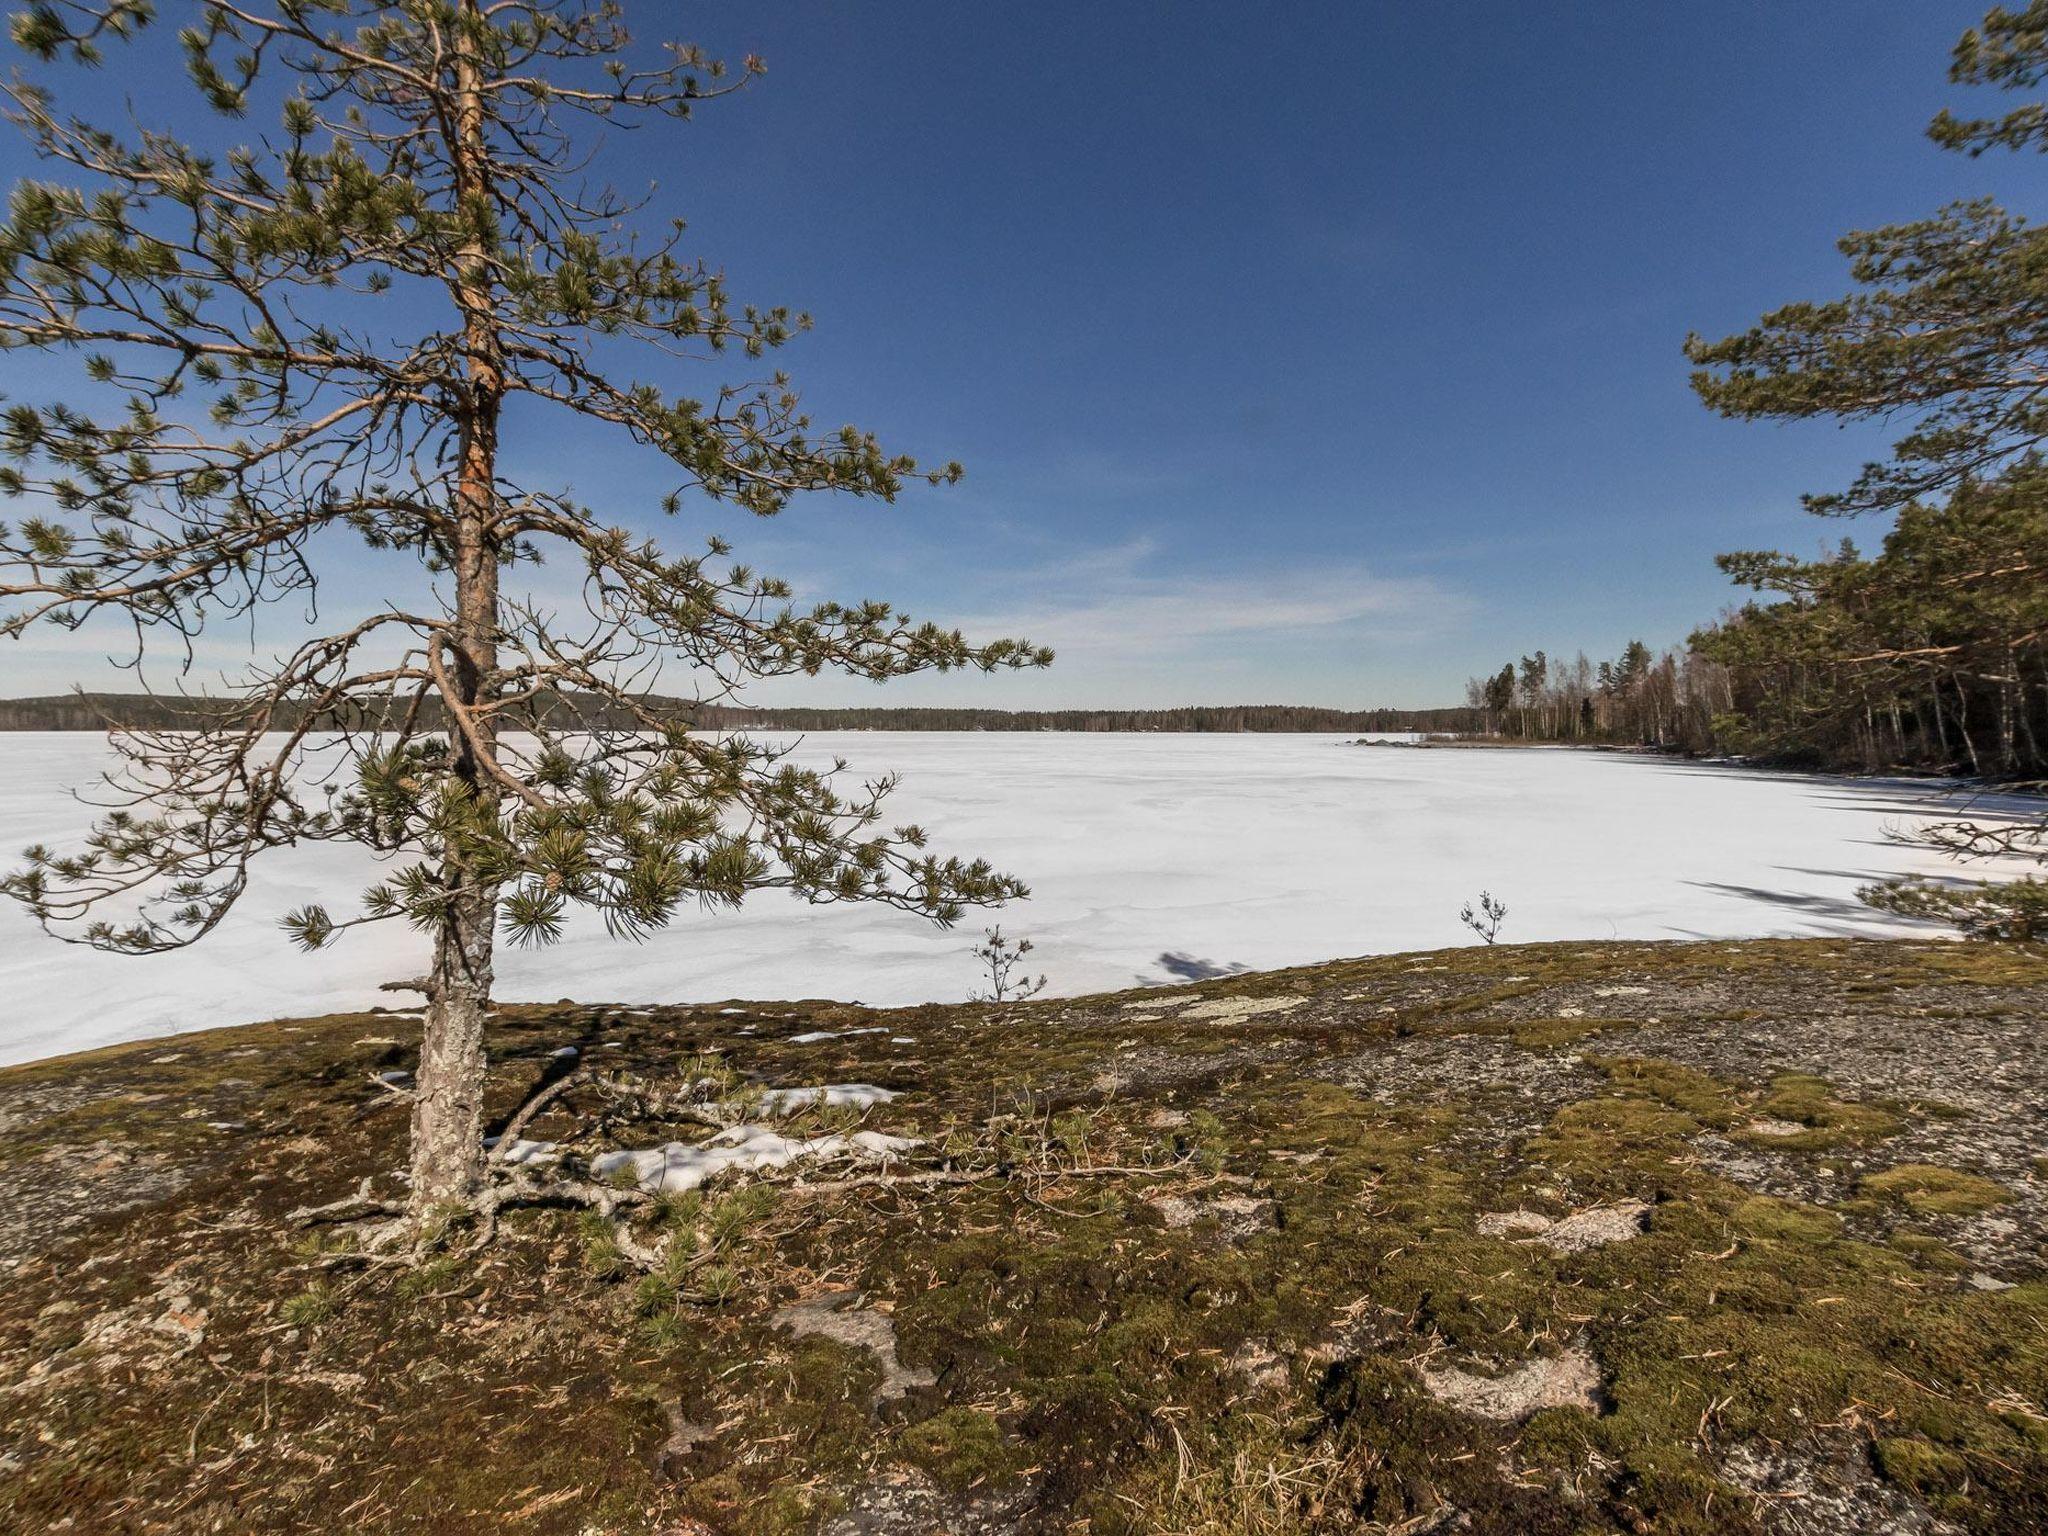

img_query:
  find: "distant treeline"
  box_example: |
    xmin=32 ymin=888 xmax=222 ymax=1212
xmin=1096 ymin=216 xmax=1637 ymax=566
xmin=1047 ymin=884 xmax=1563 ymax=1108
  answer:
xmin=1465 ymin=644 xmax=1731 ymax=757
xmin=0 ymin=693 xmax=1486 ymax=735
xmin=1467 ymin=458 xmax=2048 ymax=778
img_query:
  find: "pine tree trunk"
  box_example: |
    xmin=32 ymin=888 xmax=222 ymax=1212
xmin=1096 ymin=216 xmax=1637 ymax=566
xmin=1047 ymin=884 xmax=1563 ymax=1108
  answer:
xmin=408 ymin=0 xmax=506 ymax=1219
xmin=409 ymin=887 xmax=495 ymax=1215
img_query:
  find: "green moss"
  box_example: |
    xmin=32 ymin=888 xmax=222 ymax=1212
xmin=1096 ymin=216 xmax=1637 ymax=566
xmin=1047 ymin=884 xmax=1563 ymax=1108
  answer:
xmin=1875 ymin=1434 xmax=1973 ymax=1494
xmin=1535 ymin=1093 xmax=1702 ymax=1177
xmin=1595 ymin=1055 xmax=1739 ymax=1127
xmin=1741 ymin=1072 xmax=1904 ymax=1149
xmin=1919 ymin=1098 xmax=1973 ymax=1120
xmin=1916 ymin=942 xmax=2048 ymax=987
xmin=1861 ymin=1163 xmax=2013 ymax=1216
xmin=8 ymin=936 xmax=2048 ymax=1535
xmin=898 ymin=1406 xmax=1018 ymax=1493
xmin=1732 ymin=1194 xmax=1844 ymax=1243
xmin=1887 ymin=1232 xmax=1970 ymax=1273
xmin=1512 ymin=1014 xmax=1623 ymax=1048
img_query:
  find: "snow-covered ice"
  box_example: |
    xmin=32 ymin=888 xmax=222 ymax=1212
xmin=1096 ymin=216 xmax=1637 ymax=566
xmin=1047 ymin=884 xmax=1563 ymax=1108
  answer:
xmin=0 ymin=730 xmax=2038 ymax=1065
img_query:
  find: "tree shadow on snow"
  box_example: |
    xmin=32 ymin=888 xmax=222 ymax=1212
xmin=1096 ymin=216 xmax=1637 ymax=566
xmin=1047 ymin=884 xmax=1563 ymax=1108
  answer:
xmin=1645 ymin=760 xmax=2042 ymax=823
xmin=1681 ymin=873 xmax=1954 ymax=932
xmin=1149 ymin=951 xmax=1251 ymax=983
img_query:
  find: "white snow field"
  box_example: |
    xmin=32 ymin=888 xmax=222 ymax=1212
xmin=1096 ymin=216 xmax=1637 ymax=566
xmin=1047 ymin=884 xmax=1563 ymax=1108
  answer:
xmin=0 ymin=730 xmax=2037 ymax=1066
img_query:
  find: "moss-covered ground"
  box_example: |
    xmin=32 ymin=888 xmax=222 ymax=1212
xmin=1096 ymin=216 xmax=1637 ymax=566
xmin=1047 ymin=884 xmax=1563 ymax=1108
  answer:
xmin=0 ymin=937 xmax=2043 ymax=1534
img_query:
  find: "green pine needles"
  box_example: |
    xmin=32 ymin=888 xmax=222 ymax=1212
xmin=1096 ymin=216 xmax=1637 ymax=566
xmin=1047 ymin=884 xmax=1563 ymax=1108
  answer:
xmin=0 ymin=0 xmax=1048 ymax=1211
xmin=1683 ymin=2 xmax=2048 ymax=939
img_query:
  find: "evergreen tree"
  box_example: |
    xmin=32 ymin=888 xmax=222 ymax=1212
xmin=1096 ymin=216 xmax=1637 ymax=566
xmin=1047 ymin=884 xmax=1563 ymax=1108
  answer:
xmin=1693 ymin=466 xmax=2047 ymax=775
xmin=1481 ymin=663 xmax=1516 ymax=733
xmin=1684 ymin=2 xmax=2048 ymax=935
xmin=0 ymin=0 xmax=1049 ymax=1219
xmin=1518 ymin=651 xmax=1548 ymax=735
xmin=1687 ymin=3 xmax=2048 ymax=516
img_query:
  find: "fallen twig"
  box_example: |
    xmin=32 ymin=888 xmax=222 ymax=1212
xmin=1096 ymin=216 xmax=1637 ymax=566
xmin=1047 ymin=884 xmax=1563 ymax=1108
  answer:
xmin=490 ymin=1069 xmax=588 ymax=1164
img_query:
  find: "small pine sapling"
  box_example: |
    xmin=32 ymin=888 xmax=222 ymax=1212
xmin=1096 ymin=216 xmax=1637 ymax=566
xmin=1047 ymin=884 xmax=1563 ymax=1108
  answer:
xmin=1460 ymin=891 xmax=1508 ymax=945
xmin=972 ymin=925 xmax=1048 ymax=1003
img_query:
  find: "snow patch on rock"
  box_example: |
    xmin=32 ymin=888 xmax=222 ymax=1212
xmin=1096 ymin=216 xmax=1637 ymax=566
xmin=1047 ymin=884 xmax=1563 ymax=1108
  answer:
xmin=754 ymin=1083 xmax=898 ymax=1114
xmin=591 ymin=1126 xmax=917 ymax=1193
xmin=485 ymin=1136 xmax=561 ymax=1166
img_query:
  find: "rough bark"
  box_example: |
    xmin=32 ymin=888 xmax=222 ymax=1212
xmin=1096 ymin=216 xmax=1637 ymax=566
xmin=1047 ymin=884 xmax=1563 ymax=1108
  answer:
xmin=408 ymin=0 xmax=505 ymax=1219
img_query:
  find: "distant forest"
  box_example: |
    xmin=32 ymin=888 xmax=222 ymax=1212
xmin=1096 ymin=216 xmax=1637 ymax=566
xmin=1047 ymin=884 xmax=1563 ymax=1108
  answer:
xmin=0 ymin=693 xmax=1485 ymax=735
xmin=1467 ymin=461 xmax=2048 ymax=779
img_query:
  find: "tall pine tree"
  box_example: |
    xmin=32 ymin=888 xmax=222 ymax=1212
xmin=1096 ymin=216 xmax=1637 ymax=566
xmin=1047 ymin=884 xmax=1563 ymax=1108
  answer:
xmin=0 ymin=0 xmax=1049 ymax=1218
xmin=1686 ymin=2 xmax=2048 ymax=937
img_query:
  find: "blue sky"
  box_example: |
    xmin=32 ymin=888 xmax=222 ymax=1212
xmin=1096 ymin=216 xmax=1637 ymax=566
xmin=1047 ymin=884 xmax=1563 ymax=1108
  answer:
xmin=6 ymin=1 xmax=2044 ymax=707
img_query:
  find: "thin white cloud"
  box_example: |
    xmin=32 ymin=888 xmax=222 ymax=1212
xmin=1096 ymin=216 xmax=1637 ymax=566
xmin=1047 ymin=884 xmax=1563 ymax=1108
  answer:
xmin=6 ymin=519 xmax=1470 ymax=707
xmin=951 ymin=558 xmax=1465 ymax=657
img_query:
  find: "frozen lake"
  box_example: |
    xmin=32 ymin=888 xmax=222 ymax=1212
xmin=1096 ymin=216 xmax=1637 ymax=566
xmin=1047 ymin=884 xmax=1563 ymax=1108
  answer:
xmin=0 ymin=731 xmax=2035 ymax=1065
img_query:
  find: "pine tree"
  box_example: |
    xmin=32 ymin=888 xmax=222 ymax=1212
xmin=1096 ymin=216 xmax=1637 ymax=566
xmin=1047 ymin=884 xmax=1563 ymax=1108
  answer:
xmin=1693 ymin=467 xmax=2047 ymax=775
xmin=0 ymin=0 xmax=1049 ymax=1219
xmin=1481 ymin=663 xmax=1515 ymax=734
xmin=1685 ymin=1 xmax=2048 ymax=935
xmin=1687 ymin=3 xmax=2048 ymax=515
xmin=1518 ymin=651 xmax=1548 ymax=736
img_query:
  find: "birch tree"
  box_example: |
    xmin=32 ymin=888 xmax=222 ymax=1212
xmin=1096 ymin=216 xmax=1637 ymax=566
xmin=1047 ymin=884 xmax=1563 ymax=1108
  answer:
xmin=0 ymin=0 xmax=1048 ymax=1220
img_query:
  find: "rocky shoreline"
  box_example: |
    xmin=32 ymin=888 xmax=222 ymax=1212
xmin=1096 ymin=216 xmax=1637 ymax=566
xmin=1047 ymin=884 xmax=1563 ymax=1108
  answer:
xmin=3 ymin=937 xmax=2043 ymax=1534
